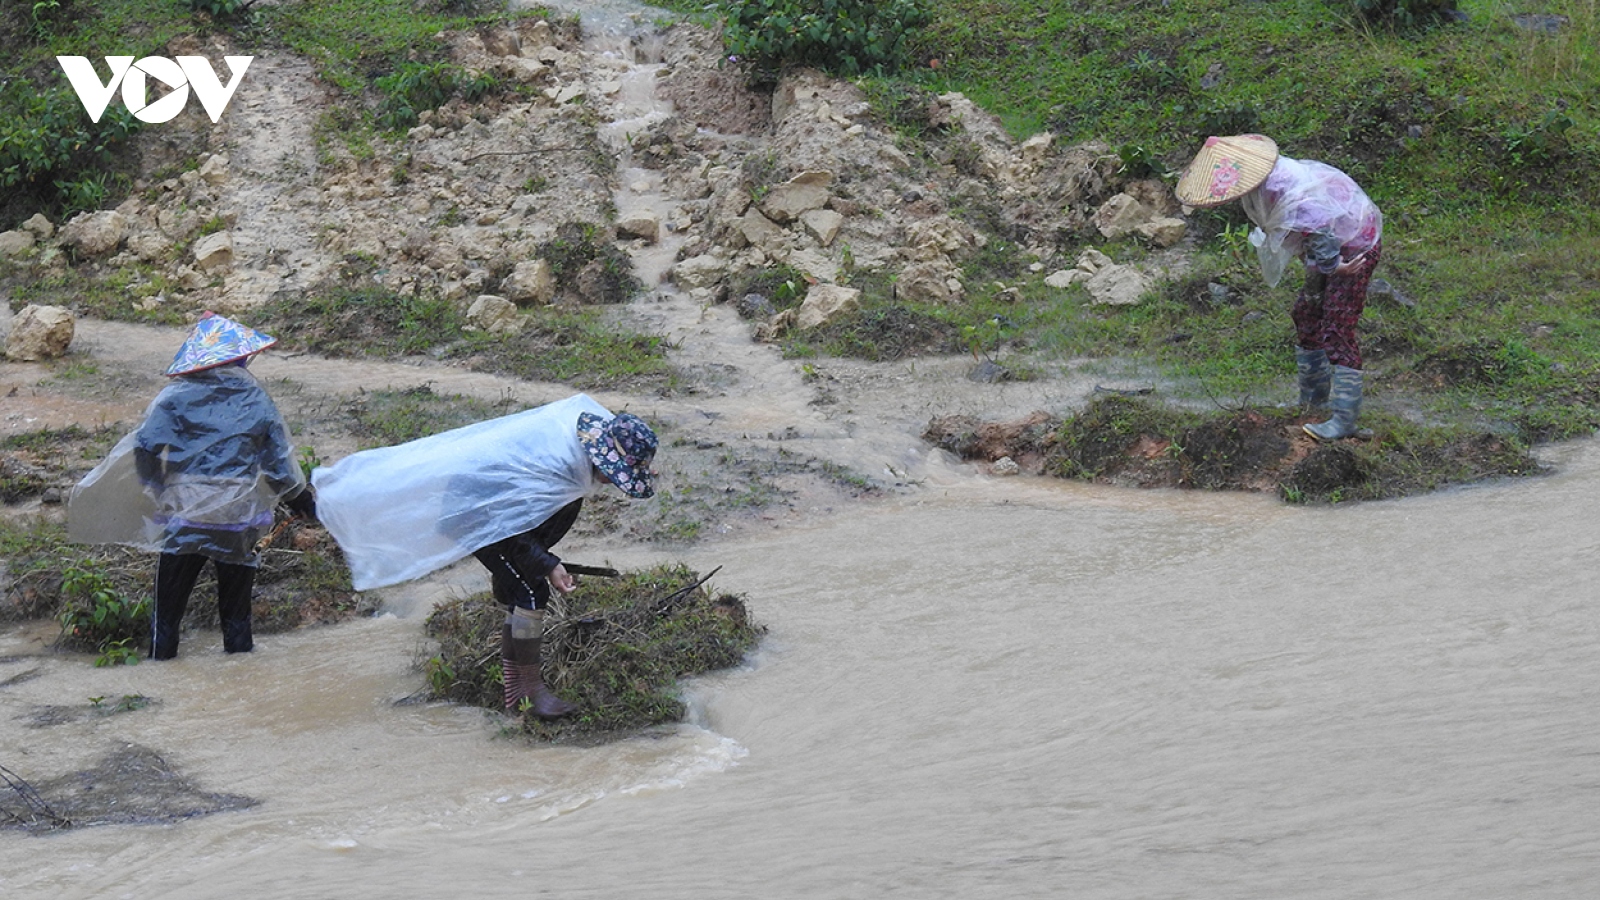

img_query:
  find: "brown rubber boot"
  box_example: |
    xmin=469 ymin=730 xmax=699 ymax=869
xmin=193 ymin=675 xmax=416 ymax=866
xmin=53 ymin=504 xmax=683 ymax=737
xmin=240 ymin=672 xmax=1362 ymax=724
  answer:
xmin=502 ymin=608 xmax=576 ymax=719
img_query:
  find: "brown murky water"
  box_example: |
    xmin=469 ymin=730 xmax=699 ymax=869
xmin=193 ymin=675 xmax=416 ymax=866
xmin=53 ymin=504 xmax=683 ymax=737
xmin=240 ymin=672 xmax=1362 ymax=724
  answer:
xmin=6 ymin=6 xmax=1600 ymax=895
xmin=5 ymin=442 xmax=1600 ymax=898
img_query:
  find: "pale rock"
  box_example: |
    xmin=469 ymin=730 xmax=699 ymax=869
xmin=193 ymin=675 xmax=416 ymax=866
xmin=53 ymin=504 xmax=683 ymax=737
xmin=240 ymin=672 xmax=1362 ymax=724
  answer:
xmin=617 ymin=213 xmax=660 ymax=243
xmin=21 ymin=214 xmax=53 ymax=239
xmin=795 ymin=283 xmax=861 ymax=330
xmin=1086 ymin=265 xmax=1154 ymax=306
xmin=671 ymin=254 xmax=727 ymax=290
xmin=549 ymin=83 xmax=586 ymax=105
xmin=494 ymin=57 xmax=548 ymax=83
xmin=1093 ymin=193 xmax=1153 ymax=240
xmin=126 ymin=228 xmax=171 ymax=262
xmin=4 ymin=305 xmax=74 ymax=361
xmin=519 ymin=19 xmax=553 ymax=54
xmin=1077 ymin=248 xmax=1114 ymax=274
xmin=799 ymin=208 xmax=844 ymax=247
xmin=896 ymin=259 xmax=964 ymax=304
xmin=199 ymin=154 xmax=229 ymax=185
xmin=502 ymin=258 xmax=555 ymax=305
xmin=785 ymin=248 xmax=839 ymax=284
xmin=1044 ymin=269 xmax=1088 ymax=289
xmin=736 ymin=209 xmax=788 ymax=255
xmin=466 ymin=295 xmax=522 ymax=334
xmin=58 ymin=210 xmax=128 ymax=256
xmin=992 ymin=457 xmax=1021 ymax=476
xmin=193 ymin=232 xmax=234 ymax=272
xmin=0 ymin=230 xmax=34 ymax=258
xmin=1019 ymin=133 xmax=1054 ymax=163
xmin=1136 ymin=217 xmax=1188 ymax=248
xmin=759 ymin=170 xmax=833 ymax=224
xmin=756 ymin=309 xmax=797 ymax=342
xmin=906 ymin=215 xmax=980 ymax=261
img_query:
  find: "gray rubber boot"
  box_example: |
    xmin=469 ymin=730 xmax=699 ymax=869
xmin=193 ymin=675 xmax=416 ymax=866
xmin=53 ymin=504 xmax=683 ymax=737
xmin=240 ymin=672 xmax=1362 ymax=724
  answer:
xmin=1296 ymin=347 xmax=1331 ymax=408
xmin=1304 ymin=366 xmax=1362 ymax=441
xmin=502 ymin=607 xmax=576 ymax=719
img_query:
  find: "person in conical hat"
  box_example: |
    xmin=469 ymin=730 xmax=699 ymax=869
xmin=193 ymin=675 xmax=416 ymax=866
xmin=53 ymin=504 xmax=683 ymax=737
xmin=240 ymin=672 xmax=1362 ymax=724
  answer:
xmin=68 ymin=312 xmax=316 ymax=660
xmin=311 ymin=394 xmax=658 ymax=719
xmin=1177 ymin=134 xmax=1384 ymax=441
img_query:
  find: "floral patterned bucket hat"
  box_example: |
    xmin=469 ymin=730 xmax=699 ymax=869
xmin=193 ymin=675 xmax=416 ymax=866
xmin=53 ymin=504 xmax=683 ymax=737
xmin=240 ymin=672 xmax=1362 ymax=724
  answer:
xmin=165 ymin=312 xmax=277 ymax=376
xmin=577 ymin=411 xmax=658 ymax=499
xmin=1175 ymin=134 xmax=1279 ymax=208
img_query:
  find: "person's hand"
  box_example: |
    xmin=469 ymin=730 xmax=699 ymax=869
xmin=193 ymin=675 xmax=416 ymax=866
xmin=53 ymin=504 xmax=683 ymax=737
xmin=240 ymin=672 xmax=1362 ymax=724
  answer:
xmin=1333 ymin=252 xmax=1367 ymax=276
xmin=547 ymin=563 xmax=576 ymax=594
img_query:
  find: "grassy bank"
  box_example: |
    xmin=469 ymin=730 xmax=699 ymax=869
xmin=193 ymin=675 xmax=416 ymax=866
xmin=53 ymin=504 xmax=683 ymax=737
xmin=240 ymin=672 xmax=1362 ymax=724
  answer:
xmin=654 ymin=0 xmax=1598 ymax=451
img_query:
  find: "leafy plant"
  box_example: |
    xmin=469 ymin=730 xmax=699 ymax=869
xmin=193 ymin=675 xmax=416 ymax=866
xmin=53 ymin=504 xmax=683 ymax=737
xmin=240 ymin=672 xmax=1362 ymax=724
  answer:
xmin=374 ymin=62 xmax=495 ymax=131
xmin=57 ymin=565 xmax=150 ymax=661
xmin=1348 ymin=0 xmax=1458 ymax=30
xmin=722 ymin=0 xmax=931 ymax=81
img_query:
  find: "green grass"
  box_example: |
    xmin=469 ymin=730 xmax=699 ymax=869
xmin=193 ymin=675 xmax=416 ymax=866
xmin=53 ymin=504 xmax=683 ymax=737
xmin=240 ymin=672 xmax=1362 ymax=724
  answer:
xmin=650 ymin=0 xmax=1600 ymax=442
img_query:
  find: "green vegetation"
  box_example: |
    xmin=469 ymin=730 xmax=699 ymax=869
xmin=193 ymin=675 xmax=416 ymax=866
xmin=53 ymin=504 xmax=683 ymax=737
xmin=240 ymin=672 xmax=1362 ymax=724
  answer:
xmin=658 ymin=0 xmax=1599 ymax=453
xmin=56 ymin=564 xmax=148 ymax=665
xmin=422 ymin=564 xmax=762 ymax=742
xmin=721 ymin=0 xmax=931 ymax=82
xmin=252 ymin=284 xmax=676 ymax=392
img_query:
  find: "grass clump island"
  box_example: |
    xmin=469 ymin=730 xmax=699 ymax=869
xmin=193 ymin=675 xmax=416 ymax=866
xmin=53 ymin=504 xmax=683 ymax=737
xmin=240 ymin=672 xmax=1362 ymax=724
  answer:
xmin=421 ymin=564 xmax=763 ymax=743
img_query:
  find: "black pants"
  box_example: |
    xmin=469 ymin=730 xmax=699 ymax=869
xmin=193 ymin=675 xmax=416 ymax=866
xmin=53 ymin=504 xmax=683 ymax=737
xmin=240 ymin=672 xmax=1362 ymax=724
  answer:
xmin=151 ymin=552 xmax=256 ymax=659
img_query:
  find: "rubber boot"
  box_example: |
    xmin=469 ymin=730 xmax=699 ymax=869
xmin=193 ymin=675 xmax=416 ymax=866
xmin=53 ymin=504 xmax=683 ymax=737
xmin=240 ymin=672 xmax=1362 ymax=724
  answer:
xmin=501 ymin=607 xmax=576 ymax=719
xmin=1304 ymin=366 xmax=1362 ymax=441
xmin=1296 ymin=347 xmax=1331 ymax=409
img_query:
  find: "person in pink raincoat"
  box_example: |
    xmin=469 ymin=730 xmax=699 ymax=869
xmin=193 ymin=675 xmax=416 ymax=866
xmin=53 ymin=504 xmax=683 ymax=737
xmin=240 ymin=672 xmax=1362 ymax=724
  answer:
xmin=1177 ymin=134 xmax=1384 ymax=440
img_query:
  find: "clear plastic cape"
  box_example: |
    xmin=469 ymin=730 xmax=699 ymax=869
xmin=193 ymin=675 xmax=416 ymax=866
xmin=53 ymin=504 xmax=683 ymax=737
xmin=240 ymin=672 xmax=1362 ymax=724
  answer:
xmin=1241 ymin=157 xmax=1383 ymax=288
xmin=68 ymin=367 xmax=304 ymax=565
xmin=311 ymin=393 xmax=609 ymax=591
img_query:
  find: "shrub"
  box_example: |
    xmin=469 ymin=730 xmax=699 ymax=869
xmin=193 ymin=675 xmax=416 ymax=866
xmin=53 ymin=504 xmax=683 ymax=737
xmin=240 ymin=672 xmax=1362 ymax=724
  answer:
xmin=57 ymin=565 xmax=150 ymax=663
xmin=722 ymin=0 xmax=930 ymax=81
xmin=1349 ymin=0 xmax=1459 ymax=30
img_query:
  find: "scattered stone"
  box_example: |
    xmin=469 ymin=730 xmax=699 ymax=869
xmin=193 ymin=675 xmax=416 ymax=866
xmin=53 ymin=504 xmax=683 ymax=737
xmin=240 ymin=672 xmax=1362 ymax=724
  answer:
xmin=795 ymin=283 xmax=861 ymax=330
xmin=192 ymin=232 xmax=234 ymax=272
xmin=799 ymin=208 xmax=844 ymax=247
xmin=58 ymin=210 xmax=128 ymax=257
xmin=4 ymin=305 xmax=75 ymax=361
xmin=759 ymin=170 xmax=833 ymax=224
xmin=502 ymin=258 xmax=555 ymax=305
xmin=1045 ymin=269 xmax=1087 ymax=289
xmin=20 ymin=214 xmax=53 ymax=239
xmin=1085 ymin=264 xmax=1154 ymax=306
xmin=0 ymin=230 xmax=34 ymax=258
xmin=465 ymin=294 xmax=522 ymax=334
xmin=617 ymin=213 xmax=660 ymax=243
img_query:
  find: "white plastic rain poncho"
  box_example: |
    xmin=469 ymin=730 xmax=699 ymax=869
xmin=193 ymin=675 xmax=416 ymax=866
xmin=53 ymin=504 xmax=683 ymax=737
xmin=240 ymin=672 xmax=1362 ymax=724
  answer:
xmin=1240 ymin=157 xmax=1383 ymax=288
xmin=68 ymin=366 xmax=305 ymax=566
xmin=311 ymin=394 xmax=610 ymax=591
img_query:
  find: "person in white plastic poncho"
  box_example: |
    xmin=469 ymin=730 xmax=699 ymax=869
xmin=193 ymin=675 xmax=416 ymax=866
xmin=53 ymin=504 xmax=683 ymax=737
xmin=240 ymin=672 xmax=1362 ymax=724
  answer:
xmin=1176 ymin=134 xmax=1384 ymax=440
xmin=69 ymin=314 xmax=315 ymax=659
xmin=311 ymin=394 xmax=658 ymax=719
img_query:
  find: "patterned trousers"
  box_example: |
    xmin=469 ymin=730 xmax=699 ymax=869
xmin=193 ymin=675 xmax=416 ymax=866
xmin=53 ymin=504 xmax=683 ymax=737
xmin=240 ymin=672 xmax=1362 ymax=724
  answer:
xmin=1291 ymin=240 xmax=1382 ymax=370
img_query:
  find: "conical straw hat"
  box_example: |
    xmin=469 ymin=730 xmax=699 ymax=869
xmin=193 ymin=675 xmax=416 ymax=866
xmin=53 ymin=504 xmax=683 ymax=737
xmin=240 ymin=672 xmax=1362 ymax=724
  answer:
xmin=1175 ymin=134 xmax=1279 ymax=207
xmin=165 ymin=312 xmax=277 ymax=376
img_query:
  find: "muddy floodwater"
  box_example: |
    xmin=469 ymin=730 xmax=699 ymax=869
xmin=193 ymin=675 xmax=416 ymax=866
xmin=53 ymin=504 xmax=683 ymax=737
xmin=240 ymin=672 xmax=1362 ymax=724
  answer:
xmin=4 ymin=435 xmax=1599 ymax=898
